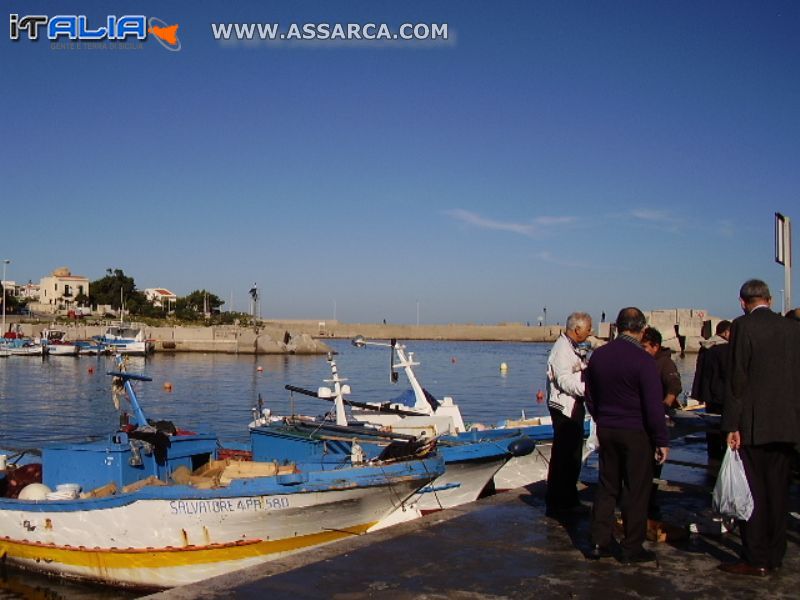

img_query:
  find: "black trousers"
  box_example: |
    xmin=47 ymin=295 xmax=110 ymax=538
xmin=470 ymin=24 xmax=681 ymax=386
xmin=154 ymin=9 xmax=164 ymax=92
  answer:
xmin=591 ymin=428 xmax=653 ymax=554
xmin=546 ymin=404 xmax=586 ymax=510
xmin=738 ymin=443 xmax=794 ymax=569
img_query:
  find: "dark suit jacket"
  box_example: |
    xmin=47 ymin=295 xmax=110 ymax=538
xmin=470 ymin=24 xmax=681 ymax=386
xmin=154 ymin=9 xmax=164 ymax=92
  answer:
xmin=700 ymin=342 xmax=729 ymax=413
xmin=721 ymin=307 xmax=800 ymax=445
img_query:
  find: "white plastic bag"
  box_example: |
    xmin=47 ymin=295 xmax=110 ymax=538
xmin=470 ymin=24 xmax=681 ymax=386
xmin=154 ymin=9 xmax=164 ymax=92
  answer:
xmin=712 ymin=447 xmax=754 ymax=521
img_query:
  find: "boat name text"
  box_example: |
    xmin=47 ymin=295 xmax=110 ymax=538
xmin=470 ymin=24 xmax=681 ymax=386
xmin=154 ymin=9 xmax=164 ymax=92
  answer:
xmin=169 ymin=497 xmax=290 ymax=515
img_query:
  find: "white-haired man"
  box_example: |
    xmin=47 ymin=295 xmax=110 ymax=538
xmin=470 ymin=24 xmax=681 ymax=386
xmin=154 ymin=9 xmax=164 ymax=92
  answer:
xmin=545 ymin=311 xmax=593 ymax=516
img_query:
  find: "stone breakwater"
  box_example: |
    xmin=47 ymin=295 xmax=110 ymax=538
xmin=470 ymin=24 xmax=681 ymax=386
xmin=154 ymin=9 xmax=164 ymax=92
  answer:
xmin=10 ymin=323 xmax=332 ymax=355
xmin=8 ymin=307 xmax=720 ymax=354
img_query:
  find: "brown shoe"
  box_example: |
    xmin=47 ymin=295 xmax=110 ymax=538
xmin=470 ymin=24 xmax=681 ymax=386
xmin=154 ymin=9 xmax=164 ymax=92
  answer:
xmin=717 ymin=562 xmax=767 ymax=577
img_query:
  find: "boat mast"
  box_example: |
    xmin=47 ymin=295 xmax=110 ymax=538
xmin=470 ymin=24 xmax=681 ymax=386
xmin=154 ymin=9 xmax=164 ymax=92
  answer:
xmin=324 ymin=358 xmax=349 ymax=426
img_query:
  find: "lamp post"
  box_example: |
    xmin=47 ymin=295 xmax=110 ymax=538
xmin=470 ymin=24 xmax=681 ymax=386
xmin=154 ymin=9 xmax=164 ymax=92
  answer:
xmin=1 ymin=259 xmax=10 ymax=336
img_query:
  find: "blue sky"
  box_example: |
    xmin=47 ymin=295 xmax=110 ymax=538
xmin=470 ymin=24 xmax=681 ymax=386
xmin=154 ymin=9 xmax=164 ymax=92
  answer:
xmin=2 ymin=1 xmax=798 ymax=324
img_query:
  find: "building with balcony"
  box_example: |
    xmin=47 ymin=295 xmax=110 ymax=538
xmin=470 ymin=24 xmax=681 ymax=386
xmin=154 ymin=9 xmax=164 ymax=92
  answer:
xmin=38 ymin=267 xmax=90 ymax=312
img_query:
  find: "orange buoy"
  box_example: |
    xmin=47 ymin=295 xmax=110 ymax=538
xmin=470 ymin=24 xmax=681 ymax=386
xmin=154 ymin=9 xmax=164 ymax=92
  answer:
xmin=163 ymin=382 xmax=173 ymax=392
xmin=257 ymin=366 xmax=264 ymax=372
xmin=536 ymin=389 xmax=545 ymax=403
xmin=87 ymin=367 xmax=94 ymax=374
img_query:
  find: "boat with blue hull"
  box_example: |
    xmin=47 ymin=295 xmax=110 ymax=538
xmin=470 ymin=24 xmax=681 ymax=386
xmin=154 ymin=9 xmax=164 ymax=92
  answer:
xmin=0 ymin=359 xmax=443 ymax=589
xmin=326 ymin=337 xmax=594 ymax=491
xmin=92 ymin=324 xmax=154 ymax=355
xmin=250 ymin=355 xmax=534 ymax=529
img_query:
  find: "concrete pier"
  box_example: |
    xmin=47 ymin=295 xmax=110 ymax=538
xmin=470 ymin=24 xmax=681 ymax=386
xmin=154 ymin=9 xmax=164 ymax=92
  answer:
xmin=146 ymin=438 xmax=799 ymax=599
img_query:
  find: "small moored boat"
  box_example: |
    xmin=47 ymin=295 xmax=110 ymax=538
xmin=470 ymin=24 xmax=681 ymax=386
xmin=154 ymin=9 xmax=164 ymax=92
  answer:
xmin=39 ymin=329 xmax=79 ymax=356
xmin=93 ymin=324 xmax=154 ymax=355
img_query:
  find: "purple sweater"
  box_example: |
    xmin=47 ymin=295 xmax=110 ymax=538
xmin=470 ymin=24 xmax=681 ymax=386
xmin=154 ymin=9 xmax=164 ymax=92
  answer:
xmin=586 ymin=336 xmax=669 ymax=447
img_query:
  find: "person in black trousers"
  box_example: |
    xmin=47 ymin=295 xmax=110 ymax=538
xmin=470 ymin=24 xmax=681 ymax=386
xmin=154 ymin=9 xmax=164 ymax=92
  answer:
xmin=719 ymin=279 xmax=800 ymax=577
xmin=545 ymin=312 xmax=593 ymax=516
xmin=585 ymin=308 xmax=670 ymax=563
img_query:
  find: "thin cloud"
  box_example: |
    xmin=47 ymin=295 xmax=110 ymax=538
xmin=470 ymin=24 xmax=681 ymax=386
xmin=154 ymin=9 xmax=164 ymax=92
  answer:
xmin=444 ymin=209 xmax=576 ymax=237
xmin=534 ymin=251 xmax=628 ymax=272
xmin=626 ymin=208 xmax=684 ymax=234
xmin=630 ymin=209 xmax=678 ymax=224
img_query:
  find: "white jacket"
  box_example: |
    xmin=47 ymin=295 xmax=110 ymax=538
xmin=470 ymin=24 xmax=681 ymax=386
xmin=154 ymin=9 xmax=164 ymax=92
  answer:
xmin=547 ymin=333 xmax=588 ymax=418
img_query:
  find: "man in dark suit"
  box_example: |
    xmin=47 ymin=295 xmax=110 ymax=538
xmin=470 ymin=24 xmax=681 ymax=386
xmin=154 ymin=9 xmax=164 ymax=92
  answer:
xmin=719 ymin=279 xmax=800 ymax=576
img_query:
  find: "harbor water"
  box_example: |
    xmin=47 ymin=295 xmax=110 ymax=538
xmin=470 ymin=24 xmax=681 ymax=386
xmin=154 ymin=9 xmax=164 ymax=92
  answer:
xmin=0 ymin=340 xmax=699 ymax=597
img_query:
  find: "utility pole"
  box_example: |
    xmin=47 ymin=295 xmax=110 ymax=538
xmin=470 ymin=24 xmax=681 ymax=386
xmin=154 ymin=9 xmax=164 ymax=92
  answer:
xmin=1 ymin=259 xmax=10 ymax=335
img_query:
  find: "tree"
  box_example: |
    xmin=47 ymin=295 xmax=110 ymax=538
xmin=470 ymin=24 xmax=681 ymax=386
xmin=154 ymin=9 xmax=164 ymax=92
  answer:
xmin=174 ymin=289 xmax=225 ymax=320
xmin=1 ymin=282 xmax=20 ymax=313
xmin=89 ymin=269 xmax=138 ymax=310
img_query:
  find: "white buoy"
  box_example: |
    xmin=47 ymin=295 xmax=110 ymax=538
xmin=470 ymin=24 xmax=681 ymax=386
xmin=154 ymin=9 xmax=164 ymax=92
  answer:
xmin=500 ymin=362 xmax=508 ymax=372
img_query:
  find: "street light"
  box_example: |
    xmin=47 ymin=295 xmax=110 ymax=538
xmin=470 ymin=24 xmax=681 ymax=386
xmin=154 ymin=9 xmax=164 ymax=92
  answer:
xmin=1 ymin=259 xmax=11 ymax=336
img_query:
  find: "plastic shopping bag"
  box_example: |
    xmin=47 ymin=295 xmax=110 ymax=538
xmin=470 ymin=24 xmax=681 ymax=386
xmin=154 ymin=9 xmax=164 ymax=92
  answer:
xmin=712 ymin=447 xmax=754 ymax=521
xmin=584 ymin=417 xmax=599 ymax=456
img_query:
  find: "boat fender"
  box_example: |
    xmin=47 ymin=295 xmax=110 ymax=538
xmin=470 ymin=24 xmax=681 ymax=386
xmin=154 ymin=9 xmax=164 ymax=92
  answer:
xmin=507 ymin=436 xmax=535 ymax=457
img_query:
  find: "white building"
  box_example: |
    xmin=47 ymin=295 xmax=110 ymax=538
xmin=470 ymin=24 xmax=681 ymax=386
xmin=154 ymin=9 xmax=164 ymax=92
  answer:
xmin=39 ymin=267 xmax=90 ymax=311
xmin=144 ymin=287 xmax=177 ymax=308
xmin=17 ymin=281 xmax=40 ymax=300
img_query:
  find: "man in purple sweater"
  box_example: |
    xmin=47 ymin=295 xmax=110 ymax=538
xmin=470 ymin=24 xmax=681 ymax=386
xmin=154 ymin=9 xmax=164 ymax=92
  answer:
xmin=585 ymin=307 xmax=670 ymax=563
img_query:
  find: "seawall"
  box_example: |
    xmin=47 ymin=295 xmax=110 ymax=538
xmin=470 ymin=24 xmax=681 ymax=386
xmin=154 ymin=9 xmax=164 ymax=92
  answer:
xmin=6 ymin=306 xmax=721 ymax=354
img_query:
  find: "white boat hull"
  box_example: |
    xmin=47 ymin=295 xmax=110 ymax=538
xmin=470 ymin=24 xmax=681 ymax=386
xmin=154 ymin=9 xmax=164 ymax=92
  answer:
xmin=0 ymin=482 xmax=421 ymax=589
xmin=369 ymin=456 xmax=506 ymax=531
xmin=102 ymin=340 xmax=153 ymax=355
xmin=46 ymin=344 xmax=79 ymax=356
xmin=7 ymin=345 xmax=45 ymax=356
xmin=493 ymin=441 xmax=554 ymax=491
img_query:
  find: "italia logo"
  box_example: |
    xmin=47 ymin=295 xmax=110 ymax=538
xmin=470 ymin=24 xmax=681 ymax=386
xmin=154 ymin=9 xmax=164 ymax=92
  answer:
xmin=9 ymin=14 xmax=181 ymax=51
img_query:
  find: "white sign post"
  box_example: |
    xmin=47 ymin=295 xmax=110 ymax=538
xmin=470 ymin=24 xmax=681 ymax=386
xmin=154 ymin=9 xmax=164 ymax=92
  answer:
xmin=775 ymin=213 xmax=792 ymax=313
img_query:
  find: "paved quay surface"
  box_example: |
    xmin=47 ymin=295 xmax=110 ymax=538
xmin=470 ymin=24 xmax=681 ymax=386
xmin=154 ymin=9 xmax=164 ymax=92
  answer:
xmin=147 ymin=442 xmax=799 ymax=600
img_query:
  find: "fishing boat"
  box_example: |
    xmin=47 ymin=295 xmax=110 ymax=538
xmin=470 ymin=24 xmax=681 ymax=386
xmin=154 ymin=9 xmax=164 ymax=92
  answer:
xmin=251 ymin=355 xmax=534 ymax=530
xmin=343 ymin=337 xmax=594 ymax=492
xmin=93 ymin=324 xmax=154 ymax=355
xmin=2 ymin=339 xmax=45 ymax=356
xmin=0 ymin=360 xmax=443 ymax=589
xmin=39 ymin=329 xmax=79 ymax=356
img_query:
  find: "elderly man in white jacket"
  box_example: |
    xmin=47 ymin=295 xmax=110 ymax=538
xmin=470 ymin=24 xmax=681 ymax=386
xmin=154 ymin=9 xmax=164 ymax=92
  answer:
xmin=545 ymin=311 xmax=593 ymax=516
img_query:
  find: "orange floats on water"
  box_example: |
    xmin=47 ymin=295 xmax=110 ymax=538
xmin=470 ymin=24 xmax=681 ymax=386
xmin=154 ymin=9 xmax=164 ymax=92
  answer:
xmin=536 ymin=389 xmax=545 ymax=403
xmin=257 ymin=366 xmax=264 ymax=372
xmin=87 ymin=367 xmax=94 ymax=374
xmin=163 ymin=382 xmax=173 ymax=392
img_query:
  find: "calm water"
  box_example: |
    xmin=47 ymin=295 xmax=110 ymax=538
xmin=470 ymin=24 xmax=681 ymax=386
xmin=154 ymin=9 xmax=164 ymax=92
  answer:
xmin=0 ymin=340 xmax=699 ymax=597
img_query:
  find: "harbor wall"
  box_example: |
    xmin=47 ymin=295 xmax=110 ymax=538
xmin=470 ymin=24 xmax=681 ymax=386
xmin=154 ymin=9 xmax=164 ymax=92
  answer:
xmin=8 ymin=323 xmax=333 ymax=355
xmin=5 ymin=307 xmax=723 ymax=353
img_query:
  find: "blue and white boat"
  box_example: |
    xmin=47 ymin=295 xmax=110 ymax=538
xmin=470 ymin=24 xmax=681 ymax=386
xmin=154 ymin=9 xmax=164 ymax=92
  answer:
xmin=251 ymin=355 xmax=534 ymax=529
xmin=39 ymin=328 xmax=79 ymax=356
xmin=92 ymin=323 xmax=154 ymax=355
xmin=1 ymin=337 xmax=45 ymax=356
xmin=343 ymin=338 xmax=595 ymax=491
xmin=0 ymin=359 xmax=443 ymax=589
